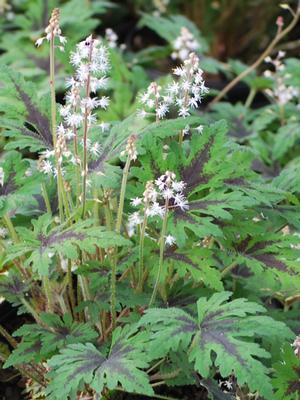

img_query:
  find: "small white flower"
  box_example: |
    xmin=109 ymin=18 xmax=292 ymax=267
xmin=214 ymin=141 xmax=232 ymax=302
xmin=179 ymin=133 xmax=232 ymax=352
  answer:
xmin=172 ymin=181 xmax=185 ymax=192
xmin=0 ymin=167 xmax=4 ymax=187
xmin=99 ymin=122 xmax=110 ymax=132
xmin=156 ymin=103 xmax=169 ymax=119
xmin=40 ymin=160 xmax=53 ymax=175
xmin=65 ymin=129 xmax=75 ymax=140
xmin=60 ymin=105 xmax=71 ymax=118
xmin=35 ymin=37 xmax=45 ymax=47
xmin=59 ymin=36 xmax=67 ymax=45
xmin=105 ymin=28 xmax=118 ymax=48
xmin=131 ymin=197 xmax=143 ymax=207
xmin=57 ymin=123 xmax=66 ymax=137
xmin=224 ymin=380 xmax=233 ymax=391
xmin=147 ymin=202 xmax=165 ymax=218
xmin=40 ymin=149 xmax=55 ymax=159
xmin=137 ymin=109 xmax=148 ymax=119
xmin=165 ymin=235 xmax=176 ymax=246
xmin=0 ymin=227 xmax=8 ymax=238
xmin=179 ymin=106 xmax=190 ymax=117
xmin=196 ymin=124 xmax=204 ymax=134
xmin=292 ymin=336 xmax=300 ymax=356
xmin=65 ymin=113 xmax=83 ymax=128
xmin=81 ymin=97 xmax=99 ymax=110
xmin=127 ymin=212 xmax=143 ymax=236
xmin=174 ymin=193 xmax=189 ymax=211
xmin=182 ymin=125 xmax=190 ymax=137
xmin=90 ymin=142 xmax=102 ymax=157
xmin=98 ymin=96 xmax=110 ymax=109
xmin=162 ymin=187 xmax=174 ymax=199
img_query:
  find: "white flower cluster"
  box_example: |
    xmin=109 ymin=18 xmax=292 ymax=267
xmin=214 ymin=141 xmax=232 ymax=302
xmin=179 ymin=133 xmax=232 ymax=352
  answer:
xmin=38 ymin=35 xmax=110 ymax=176
xmin=128 ymin=171 xmax=188 ymax=240
xmin=61 ymin=35 xmax=110 ymax=145
xmin=61 ymin=35 xmax=110 ymax=120
xmin=35 ymin=8 xmax=66 ymax=50
xmin=139 ymin=53 xmax=208 ymax=119
xmin=0 ymin=227 xmax=8 ymax=238
xmin=264 ymin=51 xmax=299 ymax=106
xmin=105 ymin=28 xmax=118 ymax=48
xmin=171 ymin=27 xmax=200 ymax=62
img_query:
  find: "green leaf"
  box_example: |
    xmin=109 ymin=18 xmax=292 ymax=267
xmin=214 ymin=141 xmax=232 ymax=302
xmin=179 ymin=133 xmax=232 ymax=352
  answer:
xmin=139 ymin=14 xmax=208 ymax=53
xmin=4 ymin=313 xmax=98 ymax=368
xmin=46 ymin=327 xmax=154 ymax=399
xmin=0 ymin=63 xmax=52 ymax=152
xmin=5 ymin=215 xmax=131 ymax=275
xmin=272 ymin=123 xmax=300 ymax=160
xmin=0 ymin=151 xmax=41 ymax=217
xmin=272 ymin=344 xmax=300 ymax=400
xmin=140 ymin=292 xmax=293 ymax=399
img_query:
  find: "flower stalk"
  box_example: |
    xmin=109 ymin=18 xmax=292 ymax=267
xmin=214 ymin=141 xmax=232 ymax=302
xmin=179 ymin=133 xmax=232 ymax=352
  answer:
xmin=111 ymin=136 xmax=137 ymax=328
xmin=149 ymin=199 xmax=169 ymax=307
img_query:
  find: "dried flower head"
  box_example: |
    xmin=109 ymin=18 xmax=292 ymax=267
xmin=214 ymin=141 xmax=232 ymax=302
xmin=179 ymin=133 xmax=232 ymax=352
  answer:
xmin=121 ymin=135 xmax=138 ymax=161
xmin=35 ymin=8 xmax=66 ymax=50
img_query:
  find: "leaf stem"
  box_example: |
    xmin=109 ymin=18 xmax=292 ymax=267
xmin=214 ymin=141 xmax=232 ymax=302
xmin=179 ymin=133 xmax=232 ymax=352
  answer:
xmin=0 ymin=324 xmax=18 ymax=348
xmin=137 ymin=212 xmax=148 ymax=291
xmin=41 ymin=183 xmax=52 ymax=214
xmin=20 ymin=298 xmax=42 ymax=324
xmin=3 ymin=214 xmax=19 ymax=243
xmin=111 ymin=154 xmax=131 ymax=328
xmin=42 ymin=275 xmax=54 ymax=313
xmin=221 ymin=262 xmax=237 ymax=278
xmin=115 ymin=155 xmax=131 ymax=233
xmin=67 ymin=261 xmax=76 ymax=317
xmin=245 ymin=88 xmax=256 ymax=108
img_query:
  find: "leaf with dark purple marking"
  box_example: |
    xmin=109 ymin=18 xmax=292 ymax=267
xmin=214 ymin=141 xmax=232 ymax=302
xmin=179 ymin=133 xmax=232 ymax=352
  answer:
xmin=0 ymin=64 xmax=52 ymax=151
xmin=0 ymin=151 xmax=41 ymax=217
xmin=233 ymin=234 xmax=300 ymax=276
xmin=164 ymin=247 xmax=223 ymax=291
xmin=4 ymin=314 xmax=98 ymax=368
xmin=0 ymin=271 xmax=30 ymax=306
xmin=273 ymin=344 xmax=300 ymax=400
xmin=46 ymin=327 xmax=153 ymax=399
xmin=140 ymin=291 xmax=292 ymax=399
xmin=5 ymin=214 xmax=131 ymax=276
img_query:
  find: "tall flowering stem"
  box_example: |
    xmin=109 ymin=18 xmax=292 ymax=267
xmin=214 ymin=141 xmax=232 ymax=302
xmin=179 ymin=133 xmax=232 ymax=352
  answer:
xmin=36 ymin=8 xmax=67 ymax=221
xmin=111 ymin=136 xmax=137 ymax=327
xmin=58 ymin=36 xmax=110 ymax=218
xmin=129 ymin=172 xmax=189 ymax=303
xmin=137 ymin=213 xmax=148 ymax=291
xmin=136 ymin=181 xmax=155 ymax=292
xmin=81 ymin=37 xmax=94 ymax=218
